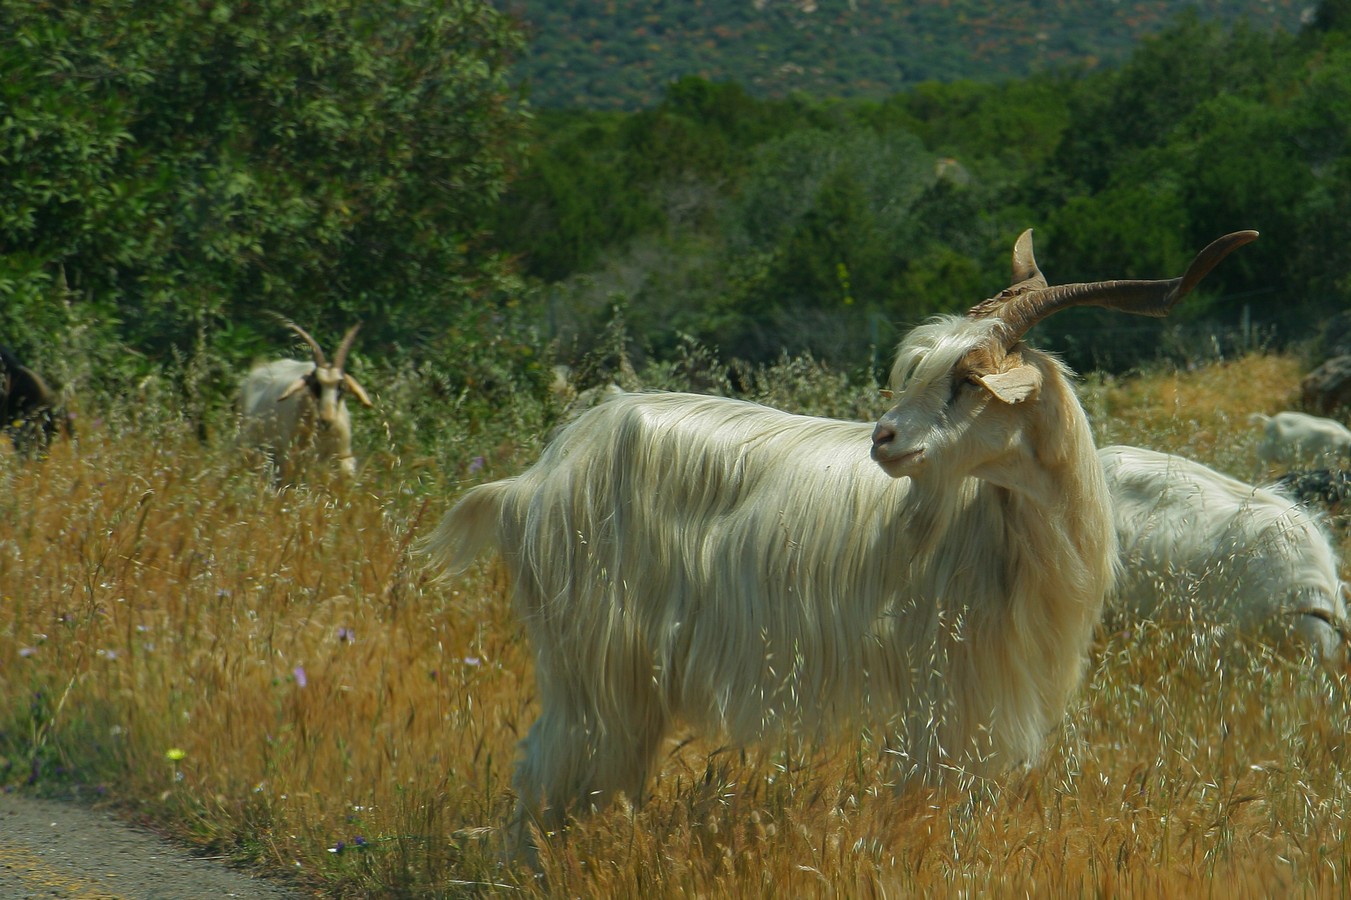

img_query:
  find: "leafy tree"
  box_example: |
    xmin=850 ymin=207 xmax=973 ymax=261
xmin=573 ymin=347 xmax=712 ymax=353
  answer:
xmin=868 ymin=75 xmax=1074 ymax=176
xmin=1277 ymin=43 xmax=1351 ymax=323
xmin=493 ymin=111 xmax=662 ymax=281
xmin=1050 ymin=16 xmax=1293 ymax=197
xmin=491 ymin=78 xmax=827 ymax=283
xmin=0 ymin=0 xmax=529 ymax=384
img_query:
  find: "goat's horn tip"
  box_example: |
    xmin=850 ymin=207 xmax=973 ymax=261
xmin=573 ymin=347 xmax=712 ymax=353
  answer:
xmin=1195 ymin=229 xmax=1260 ymax=270
xmin=1215 ymin=229 xmax=1259 ymax=251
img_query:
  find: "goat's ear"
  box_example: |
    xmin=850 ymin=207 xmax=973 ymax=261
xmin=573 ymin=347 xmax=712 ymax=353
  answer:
xmin=278 ymin=376 xmax=310 ymax=401
xmin=975 ymin=365 xmax=1042 ymax=405
xmin=344 ymin=374 xmax=374 ymax=408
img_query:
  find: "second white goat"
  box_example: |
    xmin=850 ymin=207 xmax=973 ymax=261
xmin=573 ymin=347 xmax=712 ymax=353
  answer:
xmin=1251 ymin=410 xmax=1351 ymax=469
xmin=1101 ymin=444 xmax=1348 ymax=670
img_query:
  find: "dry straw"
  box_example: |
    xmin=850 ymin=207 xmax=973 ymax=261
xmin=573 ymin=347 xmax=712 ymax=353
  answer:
xmin=1 ymin=352 xmax=1347 ymax=895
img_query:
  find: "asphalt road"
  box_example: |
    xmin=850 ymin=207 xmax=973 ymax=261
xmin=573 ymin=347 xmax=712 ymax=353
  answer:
xmin=0 ymin=792 xmax=304 ymax=899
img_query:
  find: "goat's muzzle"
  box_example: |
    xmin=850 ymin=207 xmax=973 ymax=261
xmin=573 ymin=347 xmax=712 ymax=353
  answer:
xmin=871 ymin=421 xmax=925 ymax=475
xmin=871 ymin=421 xmax=896 ymax=453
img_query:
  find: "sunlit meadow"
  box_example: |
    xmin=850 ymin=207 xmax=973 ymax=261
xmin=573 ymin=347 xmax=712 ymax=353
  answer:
xmin=2 ymin=350 xmax=1348 ymax=896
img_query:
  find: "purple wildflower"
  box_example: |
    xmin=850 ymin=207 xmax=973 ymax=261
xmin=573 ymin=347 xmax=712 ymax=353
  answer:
xmin=293 ymin=666 xmax=307 ymax=688
xmin=468 ymin=455 xmax=486 ymax=474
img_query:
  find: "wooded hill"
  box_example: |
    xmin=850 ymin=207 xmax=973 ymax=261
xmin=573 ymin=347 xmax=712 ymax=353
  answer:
xmin=490 ymin=5 xmax=1351 ymax=374
xmin=506 ymin=0 xmax=1312 ymax=109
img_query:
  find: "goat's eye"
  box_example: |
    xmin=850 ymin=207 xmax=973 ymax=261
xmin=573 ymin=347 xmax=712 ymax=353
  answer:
xmin=949 ymin=375 xmax=981 ymax=405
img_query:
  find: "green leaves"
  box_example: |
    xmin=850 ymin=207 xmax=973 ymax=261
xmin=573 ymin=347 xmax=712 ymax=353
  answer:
xmin=8 ymin=0 xmax=1351 ymax=402
xmin=0 ymin=0 xmax=529 ymax=381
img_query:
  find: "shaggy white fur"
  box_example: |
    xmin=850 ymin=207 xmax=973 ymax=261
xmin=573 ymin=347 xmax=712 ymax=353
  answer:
xmin=1101 ymin=444 xmax=1348 ymax=670
xmin=426 ymin=317 xmax=1114 ymax=835
xmin=424 ymin=229 xmax=1254 ymax=845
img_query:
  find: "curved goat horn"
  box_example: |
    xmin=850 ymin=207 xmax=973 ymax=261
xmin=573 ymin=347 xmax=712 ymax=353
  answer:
xmin=285 ymin=321 xmax=328 ymax=367
xmin=267 ymin=312 xmax=329 ymax=367
xmin=970 ymin=229 xmax=1259 ymax=347
xmin=331 ymin=323 xmax=362 ymax=372
xmin=964 ymin=229 xmax=1048 ymax=323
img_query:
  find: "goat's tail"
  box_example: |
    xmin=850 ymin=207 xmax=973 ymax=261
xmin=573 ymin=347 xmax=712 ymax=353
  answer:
xmin=420 ymin=480 xmax=513 ymax=577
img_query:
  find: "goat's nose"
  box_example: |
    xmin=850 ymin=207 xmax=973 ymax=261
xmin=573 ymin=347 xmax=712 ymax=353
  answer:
xmin=871 ymin=422 xmax=895 ymax=449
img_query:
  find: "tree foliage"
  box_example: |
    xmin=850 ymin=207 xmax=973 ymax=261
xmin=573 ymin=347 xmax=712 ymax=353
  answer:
xmin=492 ymin=5 xmax=1351 ymax=374
xmin=7 ymin=0 xmax=1351 ymax=405
xmin=510 ymin=0 xmax=1308 ymax=111
xmin=0 ymin=0 xmax=529 ymax=386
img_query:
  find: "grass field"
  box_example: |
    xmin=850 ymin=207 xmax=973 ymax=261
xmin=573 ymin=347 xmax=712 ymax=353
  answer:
xmin=2 ymin=350 xmax=1348 ymax=896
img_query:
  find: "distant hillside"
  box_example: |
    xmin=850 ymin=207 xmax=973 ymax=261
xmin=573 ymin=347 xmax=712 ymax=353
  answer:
xmin=504 ymin=0 xmax=1313 ymax=109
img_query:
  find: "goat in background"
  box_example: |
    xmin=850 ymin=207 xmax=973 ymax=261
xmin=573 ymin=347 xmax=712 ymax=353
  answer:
xmin=238 ymin=319 xmax=372 ymax=484
xmin=424 ymin=228 xmax=1256 ymax=847
xmin=1251 ymin=410 xmax=1351 ymax=470
xmin=1101 ymin=444 xmax=1348 ymax=672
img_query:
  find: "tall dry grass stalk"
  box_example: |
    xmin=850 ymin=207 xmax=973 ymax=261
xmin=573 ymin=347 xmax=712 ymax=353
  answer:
xmin=1 ymin=352 xmax=1348 ymax=896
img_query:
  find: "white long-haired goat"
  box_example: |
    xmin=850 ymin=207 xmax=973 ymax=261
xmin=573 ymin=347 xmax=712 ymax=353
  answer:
xmin=1100 ymin=444 xmax=1348 ymax=671
xmin=423 ymin=229 xmax=1257 ymax=839
xmin=238 ymin=319 xmax=372 ymax=484
xmin=1250 ymin=410 xmax=1351 ymax=469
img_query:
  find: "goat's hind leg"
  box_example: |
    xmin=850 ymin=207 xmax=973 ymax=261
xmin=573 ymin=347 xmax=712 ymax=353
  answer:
xmin=509 ymin=664 xmax=668 ymax=855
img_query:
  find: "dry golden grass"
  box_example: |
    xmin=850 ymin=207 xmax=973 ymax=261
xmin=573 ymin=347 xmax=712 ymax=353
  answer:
xmin=1 ymin=352 xmax=1348 ymax=896
xmin=1083 ymin=353 xmax=1304 ymax=476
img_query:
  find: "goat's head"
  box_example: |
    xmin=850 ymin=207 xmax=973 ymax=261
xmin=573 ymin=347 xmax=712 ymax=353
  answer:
xmin=275 ymin=319 xmax=374 ymax=473
xmin=871 ymin=230 xmax=1258 ymax=483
